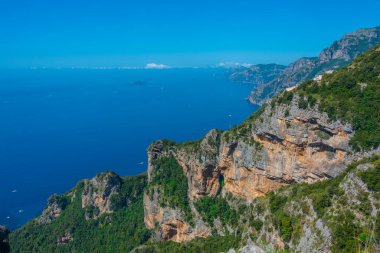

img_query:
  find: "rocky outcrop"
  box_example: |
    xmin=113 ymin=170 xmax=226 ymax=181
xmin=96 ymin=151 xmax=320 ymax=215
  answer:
xmin=225 ymin=239 xmax=265 ymax=253
xmin=36 ymin=171 xmax=124 ymax=224
xmin=244 ymin=26 xmax=380 ymax=105
xmin=0 ymin=226 xmax=10 ymax=253
xmin=319 ymin=27 xmax=380 ymax=62
xmin=144 ymin=150 xmax=212 ymax=242
xmin=144 ymin=95 xmax=358 ymax=242
xmin=10 ymin=172 xmax=149 ymax=253
xmin=144 ymin=191 xmax=211 ymax=242
xmin=81 ymin=171 xmax=122 ymax=219
xmin=56 ymin=233 xmax=73 ymax=245
xmin=38 ymin=194 xmax=67 ymax=224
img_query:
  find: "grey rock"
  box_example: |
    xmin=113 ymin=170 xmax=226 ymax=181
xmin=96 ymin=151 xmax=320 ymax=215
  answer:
xmin=244 ymin=26 xmax=380 ymax=105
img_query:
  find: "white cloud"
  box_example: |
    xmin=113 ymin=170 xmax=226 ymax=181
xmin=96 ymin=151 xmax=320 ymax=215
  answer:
xmin=217 ymin=62 xmax=252 ymax=68
xmin=145 ymin=63 xmax=171 ymax=69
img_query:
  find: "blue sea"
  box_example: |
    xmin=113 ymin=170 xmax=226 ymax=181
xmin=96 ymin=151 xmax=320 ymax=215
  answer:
xmin=0 ymin=68 xmax=257 ymax=230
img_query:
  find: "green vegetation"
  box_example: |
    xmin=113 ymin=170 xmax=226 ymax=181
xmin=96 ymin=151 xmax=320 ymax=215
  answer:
xmin=261 ymin=156 xmax=380 ymax=252
xmin=110 ymin=174 xmax=147 ymax=210
xmin=9 ymin=45 xmax=380 ymax=253
xmin=284 ymin=108 xmax=290 ymax=117
xmin=250 ymin=219 xmax=263 ymax=232
xmin=10 ymin=174 xmax=150 ymax=253
xmin=297 ymin=94 xmax=308 ymax=109
xmin=331 ymin=211 xmax=361 ymax=252
xmin=177 ymin=139 xmax=202 ymax=153
xmin=134 ymin=233 xmax=241 ymax=253
xmin=149 ymin=156 xmax=193 ymax=224
xmin=276 ymin=90 xmax=294 ymax=105
xmin=223 ymin=104 xmax=267 ymax=144
xmin=358 ymin=160 xmax=380 ymax=191
xmin=295 ymin=44 xmax=380 ymax=151
xmin=195 ymin=196 xmax=238 ymax=227
xmin=317 ymin=129 xmax=332 ymax=140
xmin=267 ymin=192 xmax=294 ymax=242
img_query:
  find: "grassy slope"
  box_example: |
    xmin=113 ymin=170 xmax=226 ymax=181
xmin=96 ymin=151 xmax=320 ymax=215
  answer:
xmin=10 ymin=174 xmax=150 ymax=253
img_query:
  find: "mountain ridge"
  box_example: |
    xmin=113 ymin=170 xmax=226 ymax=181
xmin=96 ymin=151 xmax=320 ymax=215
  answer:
xmin=229 ymin=26 xmax=380 ymax=105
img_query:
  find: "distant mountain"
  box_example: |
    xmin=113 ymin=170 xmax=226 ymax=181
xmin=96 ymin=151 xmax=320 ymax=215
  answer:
xmin=231 ymin=26 xmax=380 ymax=105
xmin=229 ymin=64 xmax=286 ymax=85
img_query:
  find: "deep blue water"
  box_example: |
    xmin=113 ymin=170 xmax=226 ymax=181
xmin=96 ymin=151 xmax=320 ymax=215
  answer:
xmin=0 ymin=68 xmax=257 ymax=230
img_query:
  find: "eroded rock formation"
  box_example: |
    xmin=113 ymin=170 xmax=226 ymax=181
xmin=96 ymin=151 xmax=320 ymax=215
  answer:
xmin=81 ymin=171 xmax=122 ymax=219
xmin=144 ymin=96 xmax=358 ymax=242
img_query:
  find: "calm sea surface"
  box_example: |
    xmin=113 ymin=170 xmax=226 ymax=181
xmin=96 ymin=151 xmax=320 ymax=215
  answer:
xmin=0 ymin=68 xmax=257 ymax=229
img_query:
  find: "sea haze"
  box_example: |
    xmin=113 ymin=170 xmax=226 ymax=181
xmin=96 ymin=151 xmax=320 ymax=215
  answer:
xmin=0 ymin=68 xmax=258 ymax=229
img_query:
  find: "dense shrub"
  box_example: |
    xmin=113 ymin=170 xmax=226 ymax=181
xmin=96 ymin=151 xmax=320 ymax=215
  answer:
xmin=134 ymin=233 xmax=241 ymax=253
xmin=195 ymin=196 xmax=238 ymax=226
xmin=150 ymin=156 xmax=193 ymax=224
xmin=358 ymin=159 xmax=380 ymax=191
xmin=10 ymin=174 xmax=150 ymax=253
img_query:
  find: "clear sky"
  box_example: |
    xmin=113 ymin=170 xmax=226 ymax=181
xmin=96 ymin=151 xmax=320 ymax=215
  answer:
xmin=1 ymin=0 xmax=380 ymax=68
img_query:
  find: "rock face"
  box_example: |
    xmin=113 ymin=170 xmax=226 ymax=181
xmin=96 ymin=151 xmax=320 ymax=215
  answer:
xmin=81 ymin=171 xmax=122 ymax=219
xmin=37 ymin=171 xmax=123 ymax=224
xmin=239 ymin=26 xmax=380 ymax=105
xmin=144 ymin=188 xmax=210 ymax=242
xmin=38 ymin=195 xmax=67 ymax=224
xmin=319 ymin=27 xmax=380 ymax=62
xmin=144 ymin=96 xmax=357 ymax=241
xmin=0 ymin=226 xmax=10 ymax=253
xmin=144 ymin=145 xmax=211 ymax=242
xmin=10 ymin=172 xmax=149 ymax=253
xmin=226 ymin=239 xmax=265 ymax=253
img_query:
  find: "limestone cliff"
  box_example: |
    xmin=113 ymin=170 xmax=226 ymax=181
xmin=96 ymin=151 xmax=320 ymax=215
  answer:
xmin=145 ymin=96 xmax=356 ymax=242
xmin=144 ymin=43 xmax=380 ymax=247
xmin=81 ymin=171 xmax=122 ymax=219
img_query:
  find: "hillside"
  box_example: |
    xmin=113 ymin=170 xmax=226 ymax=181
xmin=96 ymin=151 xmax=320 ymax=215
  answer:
xmin=9 ymin=42 xmax=380 ymax=252
xmin=10 ymin=173 xmax=150 ymax=252
xmin=230 ymin=26 xmax=380 ymax=105
xmin=229 ymin=64 xmax=286 ymax=84
xmin=10 ymin=158 xmax=380 ymax=252
xmin=141 ymin=44 xmax=380 ymax=251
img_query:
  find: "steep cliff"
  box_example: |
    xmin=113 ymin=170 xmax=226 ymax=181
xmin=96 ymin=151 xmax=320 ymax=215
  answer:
xmin=238 ymin=26 xmax=380 ymax=105
xmin=137 ymin=156 xmax=380 ymax=253
xmin=144 ymin=97 xmax=356 ymax=242
xmin=143 ymin=44 xmax=380 ymax=251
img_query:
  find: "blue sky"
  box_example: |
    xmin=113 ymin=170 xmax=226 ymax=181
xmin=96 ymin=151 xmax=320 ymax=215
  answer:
xmin=1 ymin=0 xmax=380 ymax=68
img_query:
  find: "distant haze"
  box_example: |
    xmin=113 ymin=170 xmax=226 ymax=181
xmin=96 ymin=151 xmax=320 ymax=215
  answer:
xmin=0 ymin=0 xmax=380 ymax=68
